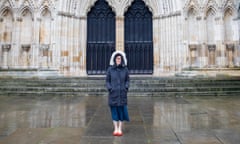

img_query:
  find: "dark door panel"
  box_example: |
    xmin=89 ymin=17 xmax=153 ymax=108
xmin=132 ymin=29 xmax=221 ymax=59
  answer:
xmin=124 ymin=0 xmax=153 ymax=74
xmin=87 ymin=0 xmax=116 ymax=75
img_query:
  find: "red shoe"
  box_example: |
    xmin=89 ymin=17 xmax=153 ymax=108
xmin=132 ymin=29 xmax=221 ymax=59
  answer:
xmin=117 ymin=131 xmax=123 ymax=136
xmin=113 ymin=131 xmax=118 ymax=136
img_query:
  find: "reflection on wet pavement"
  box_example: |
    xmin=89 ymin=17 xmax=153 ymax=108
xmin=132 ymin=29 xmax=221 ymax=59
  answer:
xmin=0 ymin=96 xmax=240 ymax=144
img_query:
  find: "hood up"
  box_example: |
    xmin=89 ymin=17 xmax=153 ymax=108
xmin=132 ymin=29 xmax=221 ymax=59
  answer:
xmin=109 ymin=51 xmax=127 ymax=66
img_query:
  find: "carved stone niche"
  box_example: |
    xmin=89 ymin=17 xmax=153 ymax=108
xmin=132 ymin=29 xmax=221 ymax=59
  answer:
xmin=189 ymin=44 xmax=198 ymax=67
xmin=1 ymin=44 xmax=11 ymax=69
xmin=208 ymin=45 xmax=216 ymax=67
xmin=21 ymin=44 xmax=31 ymax=67
xmin=40 ymin=44 xmax=50 ymax=68
xmin=226 ymin=44 xmax=235 ymax=67
xmin=40 ymin=44 xmax=50 ymax=56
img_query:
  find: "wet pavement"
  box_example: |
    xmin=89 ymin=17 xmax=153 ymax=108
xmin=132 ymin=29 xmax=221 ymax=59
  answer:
xmin=0 ymin=95 xmax=240 ymax=144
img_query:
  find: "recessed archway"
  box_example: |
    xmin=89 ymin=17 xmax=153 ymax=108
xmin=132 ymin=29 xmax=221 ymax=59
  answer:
xmin=124 ymin=0 xmax=153 ymax=74
xmin=87 ymin=0 xmax=116 ymax=75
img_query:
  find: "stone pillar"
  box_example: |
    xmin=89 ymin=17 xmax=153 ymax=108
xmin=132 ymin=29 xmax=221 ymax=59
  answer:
xmin=226 ymin=44 xmax=234 ymax=68
xmin=153 ymin=17 xmax=160 ymax=76
xmin=14 ymin=17 xmax=22 ymax=69
xmin=201 ymin=44 xmax=208 ymax=68
xmin=208 ymin=45 xmax=216 ymax=67
xmin=215 ymin=16 xmax=226 ymax=67
xmin=40 ymin=44 xmax=49 ymax=69
xmin=1 ymin=44 xmax=11 ymax=69
xmin=79 ymin=17 xmax=87 ymax=76
xmin=189 ymin=44 xmax=198 ymax=68
xmin=197 ymin=15 xmax=207 ymax=68
xmin=237 ymin=45 xmax=240 ymax=66
xmin=21 ymin=44 xmax=31 ymax=68
xmin=116 ymin=16 xmax=124 ymax=51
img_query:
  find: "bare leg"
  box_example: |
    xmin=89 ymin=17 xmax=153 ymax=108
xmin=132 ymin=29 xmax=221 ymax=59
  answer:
xmin=113 ymin=121 xmax=118 ymax=133
xmin=118 ymin=121 xmax=123 ymax=133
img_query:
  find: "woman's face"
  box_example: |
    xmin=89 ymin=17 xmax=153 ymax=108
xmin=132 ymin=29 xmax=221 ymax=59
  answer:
xmin=115 ymin=56 xmax=122 ymax=65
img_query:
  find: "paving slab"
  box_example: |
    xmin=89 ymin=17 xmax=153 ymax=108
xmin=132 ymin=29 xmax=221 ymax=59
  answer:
xmin=0 ymin=95 xmax=239 ymax=144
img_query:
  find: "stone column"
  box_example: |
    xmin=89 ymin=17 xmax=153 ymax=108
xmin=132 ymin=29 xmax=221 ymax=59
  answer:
xmin=237 ymin=11 xmax=240 ymax=67
xmin=197 ymin=16 xmax=207 ymax=68
xmin=14 ymin=17 xmax=22 ymax=69
xmin=116 ymin=16 xmax=124 ymax=51
xmin=238 ymin=44 xmax=240 ymax=66
xmin=1 ymin=44 xmax=11 ymax=69
xmin=208 ymin=45 xmax=216 ymax=67
xmin=215 ymin=16 xmax=226 ymax=67
xmin=21 ymin=44 xmax=31 ymax=68
xmin=153 ymin=17 xmax=160 ymax=76
xmin=201 ymin=44 xmax=208 ymax=68
xmin=79 ymin=17 xmax=87 ymax=76
xmin=226 ymin=44 xmax=234 ymax=68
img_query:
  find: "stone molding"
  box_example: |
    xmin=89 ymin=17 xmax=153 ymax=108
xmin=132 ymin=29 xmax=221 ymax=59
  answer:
xmin=21 ymin=44 xmax=31 ymax=52
xmin=2 ymin=44 xmax=11 ymax=52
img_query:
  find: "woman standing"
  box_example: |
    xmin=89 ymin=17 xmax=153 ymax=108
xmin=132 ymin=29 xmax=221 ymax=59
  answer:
xmin=106 ymin=51 xmax=130 ymax=136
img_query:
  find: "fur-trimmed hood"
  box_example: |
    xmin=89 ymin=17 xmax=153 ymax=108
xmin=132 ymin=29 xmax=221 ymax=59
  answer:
xmin=109 ymin=51 xmax=127 ymax=66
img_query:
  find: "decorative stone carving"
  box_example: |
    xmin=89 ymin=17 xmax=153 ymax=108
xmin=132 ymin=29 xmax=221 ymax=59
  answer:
xmin=1 ymin=44 xmax=11 ymax=69
xmin=0 ymin=0 xmax=239 ymax=75
xmin=189 ymin=44 xmax=199 ymax=67
xmin=21 ymin=44 xmax=31 ymax=68
xmin=226 ymin=44 xmax=234 ymax=67
xmin=40 ymin=44 xmax=50 ymax=69
xmin=208 ymin=45 xmax=216 ymax=67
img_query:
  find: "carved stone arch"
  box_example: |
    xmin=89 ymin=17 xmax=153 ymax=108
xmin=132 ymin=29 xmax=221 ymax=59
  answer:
xmin=0 ymin=6 xmax=13 ymax=18
xmin=19 ymin=6 xmax=34 ymax=19
xmin=88 ymin=0 xmax=118 ymax=15
xmin=122 ymin=0 xmax=156 ymax=16
xmin=106 ymin=0 xmax=134 ymax=16
xmin=185 ymin=5 xmax=199 ymax=19
xmin=205 ymin=6 xmax=217 ymax=18
xmin=79 ymin=0 xmax=123 ymax=17
xmin=0 ymin=0 xmax=14 ymax=8
xmin=223 ymin=6 xmax=234 ymax=42
xmin=20 ymin=0 xmax=35 ymax=9
xmin=222 ymin=0 xmax=237 ymax=17
xmin=40 ymin=7 xmax=52 ymax=18
xmin=76 ymin=0 xmax=95 ymax=16
xmin=204 ymin=0 xmax=218 ymax=17
xmin=0 ymin=6 xmax=14 ymax=43
xmin=141 ymin=0 xmax=158 ymax=16
xmin=223 ymin=7 xmax=233 ymax=18
xmin=18 ymin=6 xmax=34 ymax=19
xmin=184 ymin=0 xmax=200 ymax=14
xmin=39 ymin=7 xmax=51 ymax=46
xmin=86 ymin=0 xmax=104 ymax=14
xmin=222 ymin=0 xmax=235 ymax=8
xmin=39 ymin=0 xmax=55 ymax=11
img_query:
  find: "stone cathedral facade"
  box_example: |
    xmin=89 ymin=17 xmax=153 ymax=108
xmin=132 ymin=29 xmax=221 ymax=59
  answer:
xmin=0 ymin=0 xmax=239 ymax=76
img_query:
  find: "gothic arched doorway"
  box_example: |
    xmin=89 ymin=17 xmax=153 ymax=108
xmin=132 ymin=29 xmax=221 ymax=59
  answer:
xmin=87 ymin=0 xmax=116 ymax=75
xmin=124 ymin=0 xmax=153 ymax=74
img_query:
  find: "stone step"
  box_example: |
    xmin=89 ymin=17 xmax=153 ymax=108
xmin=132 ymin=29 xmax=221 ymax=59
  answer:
xmin=1 ymin=82 xmax=240 ymax=88
xmin=0 ymin=77 xmax=240 ymax=82
xmin=1 ymin=79 xmax=239 ymax=85
xmin=0 ymin=86 xmax=239 ymax=92
xmin=0 ymin=77 xmax=240 ymax=97
xmin=0 ymin=91 xmax=239 ymax=97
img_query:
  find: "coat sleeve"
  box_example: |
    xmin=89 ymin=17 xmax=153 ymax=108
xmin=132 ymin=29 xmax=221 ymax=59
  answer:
xmin=125 ymin=67 xmax=130 ymax=90
xmin=106 ymin=67 xmax=112 ymax=91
